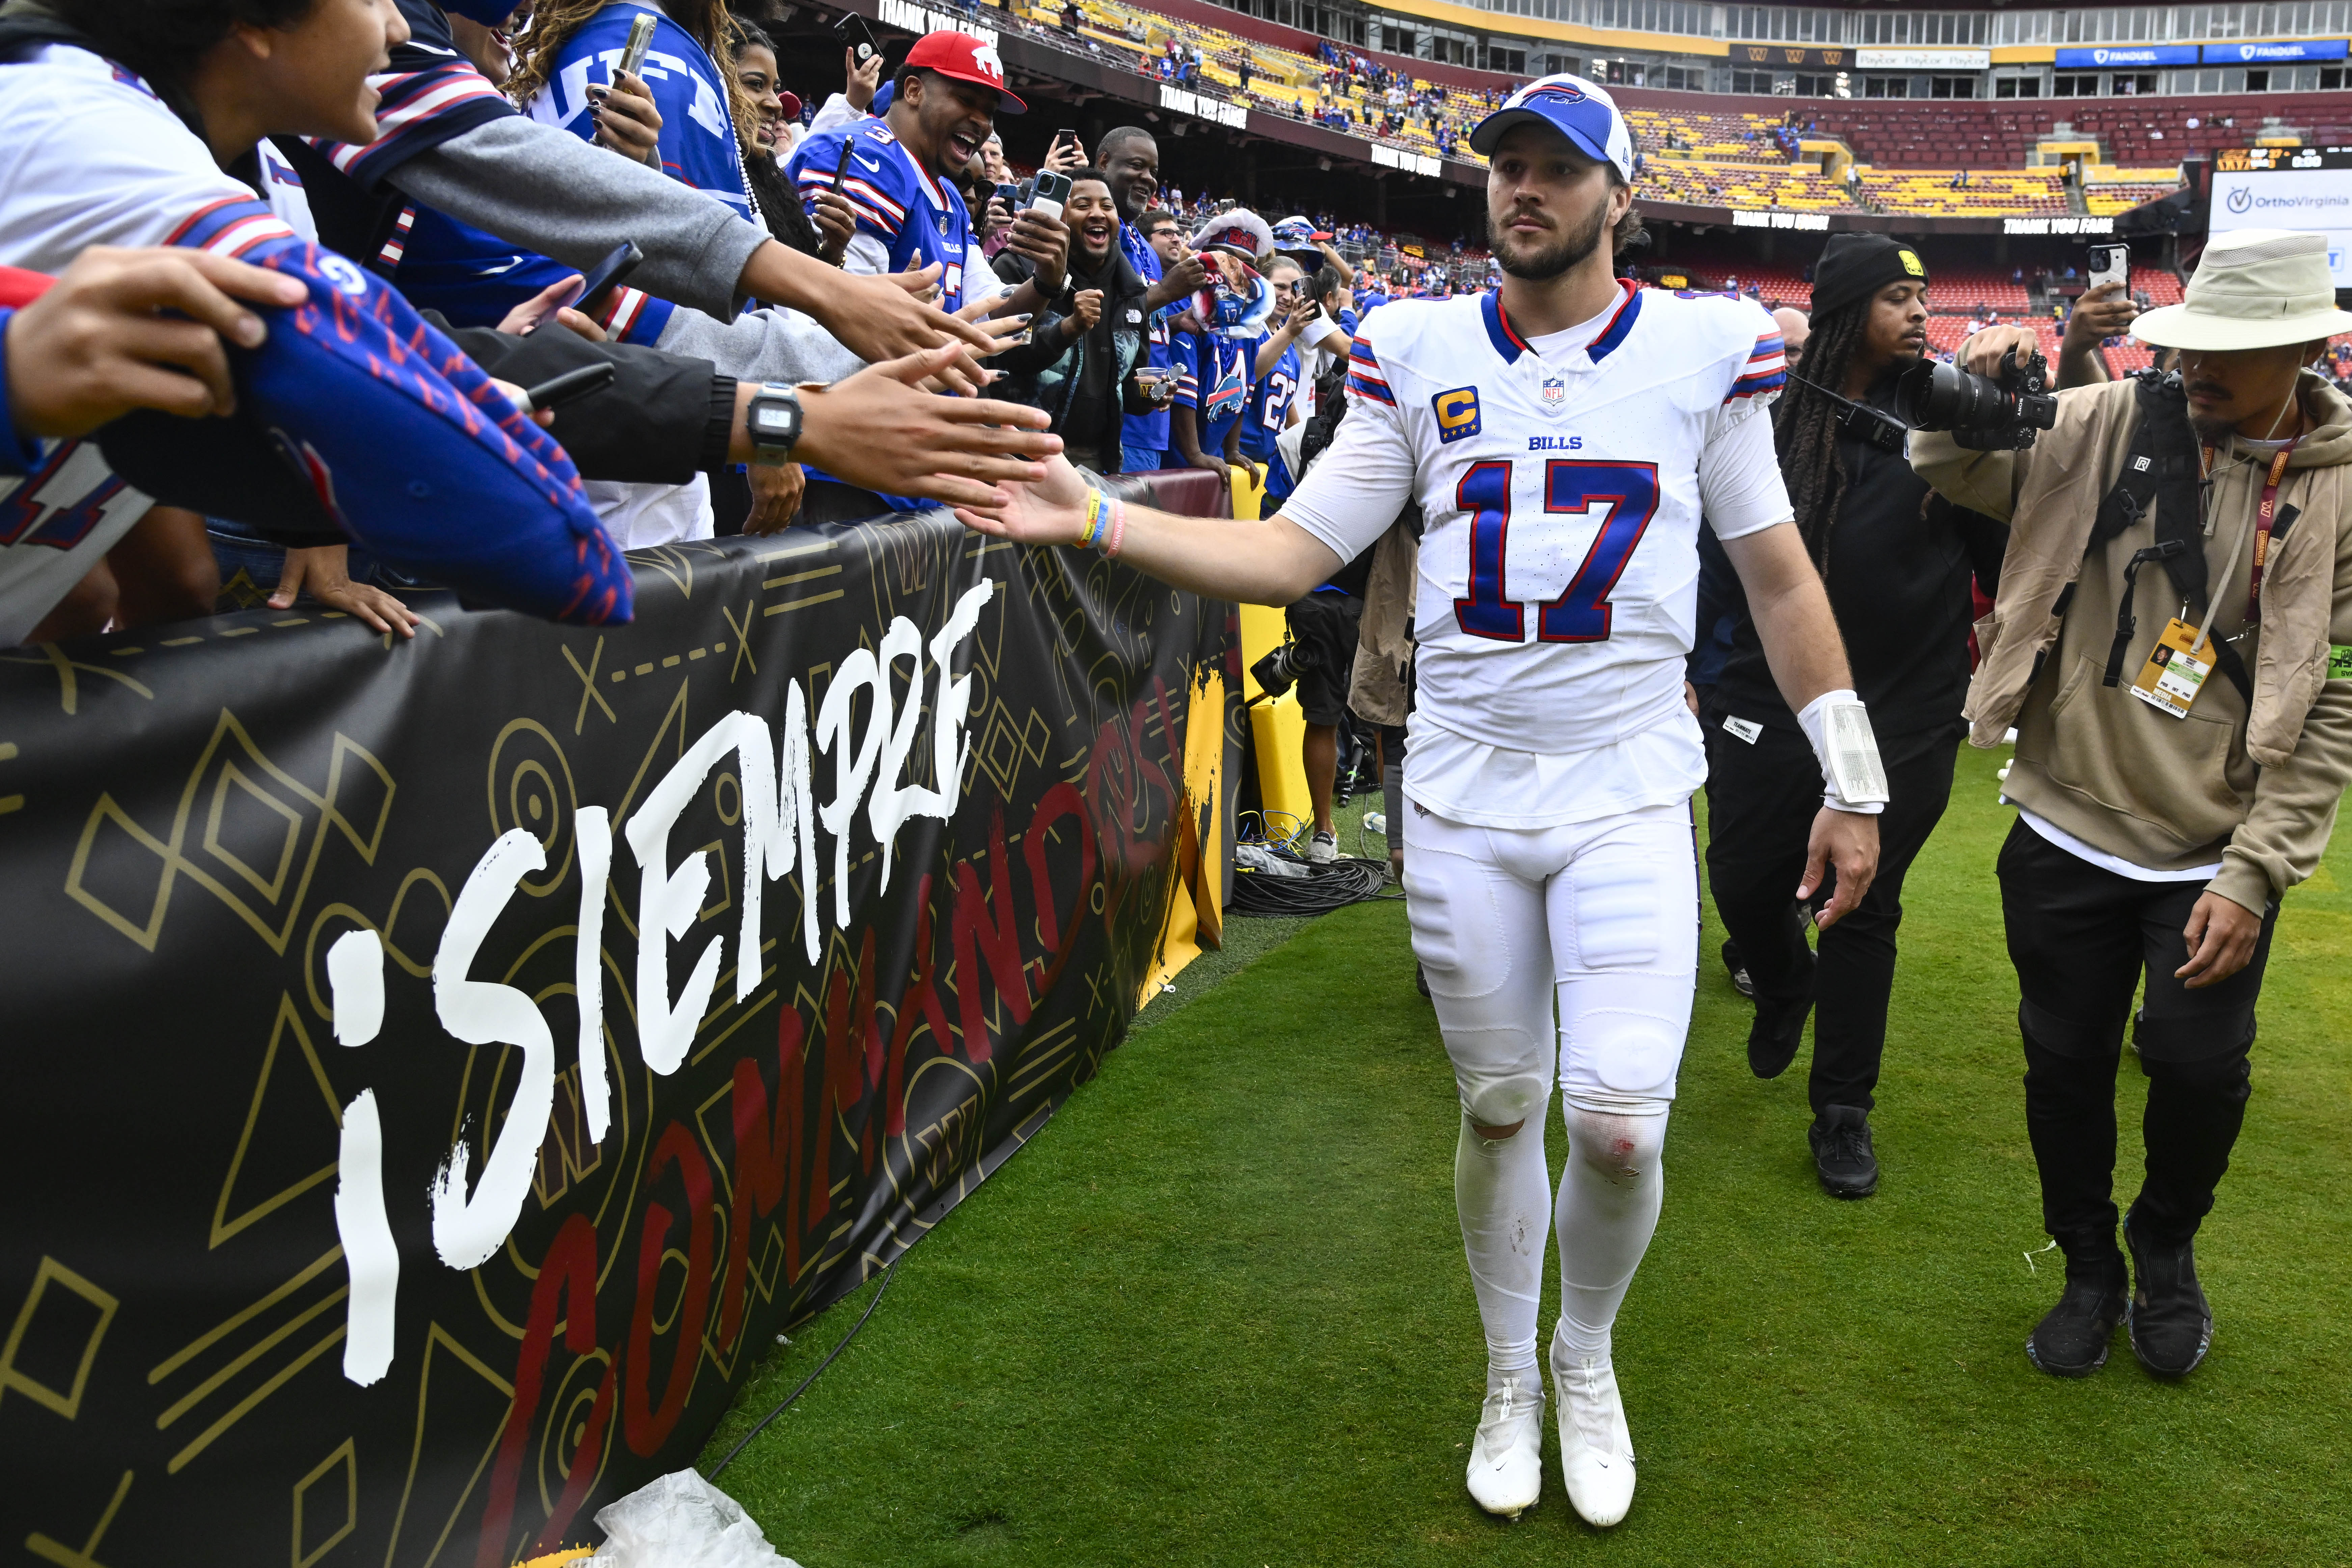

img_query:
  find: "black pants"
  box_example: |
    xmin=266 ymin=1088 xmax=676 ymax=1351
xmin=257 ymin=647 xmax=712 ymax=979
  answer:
xmin=1702 ymin=715 xmax=1959 ymax=1116
xmin=1283 ymin=592 xmax=1363 ymax=727
xmin=1997 ymin=820 xmax=2273 ymax=1249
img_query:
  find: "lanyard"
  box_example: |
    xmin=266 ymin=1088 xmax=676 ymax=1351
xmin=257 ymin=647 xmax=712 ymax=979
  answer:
xmin=2246 ymin=433 xmax=2300 ymax=618
xmin=2197 ymin=431 xmax=2301 ymax=623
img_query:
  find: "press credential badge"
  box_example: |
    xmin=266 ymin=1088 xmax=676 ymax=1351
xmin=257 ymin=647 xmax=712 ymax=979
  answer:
xmin=2130 ymin=617 xmax=2216 ymax=719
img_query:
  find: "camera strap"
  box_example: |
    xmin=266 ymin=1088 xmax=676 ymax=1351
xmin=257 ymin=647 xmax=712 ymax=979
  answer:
xmin=2090 ymin=375 xmax=2254 ymax=703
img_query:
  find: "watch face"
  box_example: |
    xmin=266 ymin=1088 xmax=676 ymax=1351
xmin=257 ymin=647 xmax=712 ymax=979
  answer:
xmin=755 ymin=406 xmax=793 ymax=434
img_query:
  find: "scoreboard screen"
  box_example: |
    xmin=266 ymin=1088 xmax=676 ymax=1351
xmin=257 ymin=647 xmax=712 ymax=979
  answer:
xmin=2211 ymin=146 xmax=2352 ymax=284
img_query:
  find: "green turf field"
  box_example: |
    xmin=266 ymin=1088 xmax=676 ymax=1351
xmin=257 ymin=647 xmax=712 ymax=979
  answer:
xmin=702 ymin=744 xmax=2352 ymax=1565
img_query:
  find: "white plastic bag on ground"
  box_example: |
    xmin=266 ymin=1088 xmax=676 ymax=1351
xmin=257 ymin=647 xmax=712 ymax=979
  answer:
xmin=584 ymin=1470 xmax=801 ymax=1568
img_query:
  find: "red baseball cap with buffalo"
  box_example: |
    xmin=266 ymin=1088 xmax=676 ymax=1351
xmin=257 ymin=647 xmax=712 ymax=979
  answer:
xmin=902 ymin=31 xmax=1025 ymax=113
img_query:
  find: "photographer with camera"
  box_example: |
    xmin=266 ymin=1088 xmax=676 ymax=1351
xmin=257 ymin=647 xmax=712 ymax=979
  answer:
xmin=1914 ymin=229 xmax=2352 ymax=1382
xmin=1702 ymin=235 xmax=2007 ymax=1198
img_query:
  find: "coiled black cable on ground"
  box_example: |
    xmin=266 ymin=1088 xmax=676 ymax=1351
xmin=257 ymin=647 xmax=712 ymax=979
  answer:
xmin=705 ymin=1259 xmax=899 ymax=1482
xmin=1229 ymin=848 xmax=1403 ymax=916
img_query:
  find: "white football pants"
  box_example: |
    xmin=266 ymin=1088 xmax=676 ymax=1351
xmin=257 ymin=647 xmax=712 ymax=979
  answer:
xmin=1402 ymin=801 xmax=1699 ymax=1377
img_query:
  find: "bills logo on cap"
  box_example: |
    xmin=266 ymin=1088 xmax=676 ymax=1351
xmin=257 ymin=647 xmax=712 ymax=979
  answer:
xmin=1541 ymin=376 xmax=1566 ymax=407
xmin=971 ymin=41 xmax=1004 ymax=80
xmin=1469 ymin=72 xmax=1635 ymax=186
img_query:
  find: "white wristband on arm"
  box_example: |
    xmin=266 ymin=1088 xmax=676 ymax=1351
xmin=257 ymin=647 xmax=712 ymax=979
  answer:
xmin=1796 ymin=688 xmax=1890 ymax=816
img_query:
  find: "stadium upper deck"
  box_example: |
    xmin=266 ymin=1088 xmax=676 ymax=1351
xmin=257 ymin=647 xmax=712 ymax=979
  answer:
xmin=882 ymin=0 xmax=2352 ymax=224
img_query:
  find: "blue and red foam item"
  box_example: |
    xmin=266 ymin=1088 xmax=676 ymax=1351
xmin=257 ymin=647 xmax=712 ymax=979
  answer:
xmin=112 ymin=207 xmax=630 ymax=623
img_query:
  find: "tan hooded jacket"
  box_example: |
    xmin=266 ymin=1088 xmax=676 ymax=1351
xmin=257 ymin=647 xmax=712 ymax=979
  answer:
xmin=1912 ymin=369 xmax=2352 ymax=913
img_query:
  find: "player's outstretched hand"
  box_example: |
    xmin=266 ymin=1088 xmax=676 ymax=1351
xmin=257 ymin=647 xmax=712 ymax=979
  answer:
xmin=1798 ymin=806 xmax=1878 ymax=930
xmin=796 ymin=344 xmax=1059 ymax=508
xmin=6 ymin=245 xmax=306 ymax=435
xmin=950 ymin=453 xmax=1090 ymax=545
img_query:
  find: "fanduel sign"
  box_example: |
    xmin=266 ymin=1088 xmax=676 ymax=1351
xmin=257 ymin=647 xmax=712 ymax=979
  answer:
xmin=2054 ymin=44 xmax=2197 ymax=68
xmin=2202 ymin=38 xmax=2349 ymax=63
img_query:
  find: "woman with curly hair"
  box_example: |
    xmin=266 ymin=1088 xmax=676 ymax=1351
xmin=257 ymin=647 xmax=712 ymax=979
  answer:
xmin=508 ymin=0 xmax=807 ymax=538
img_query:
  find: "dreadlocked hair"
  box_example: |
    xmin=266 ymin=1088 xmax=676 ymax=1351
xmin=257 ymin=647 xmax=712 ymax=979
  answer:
xmin=507 ymin=0 xmax=761 ymax=218
xmin=1771 ymin=297 xmax=1871 ymax=574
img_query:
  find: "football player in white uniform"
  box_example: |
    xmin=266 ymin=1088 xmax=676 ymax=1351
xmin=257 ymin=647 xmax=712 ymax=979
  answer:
xmin=951 ymin=77 xmax=1883 ymax=1528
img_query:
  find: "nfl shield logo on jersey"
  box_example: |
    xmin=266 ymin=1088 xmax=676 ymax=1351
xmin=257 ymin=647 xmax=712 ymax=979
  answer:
xmin=1541 ymin=376 xmax=1566 ymax=408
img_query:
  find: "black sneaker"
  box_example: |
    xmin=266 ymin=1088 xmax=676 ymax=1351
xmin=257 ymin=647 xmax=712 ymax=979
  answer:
xmin=1808 ymin=1105 xmax=1877 ymax=1199
xmin=1748 ymin=995 xmax=1810 ymax=1079
xmin=1721 ymin=939 xmax=1755 ymax=999
xmin=2125 ymin=1213 xmax=2214 ymax=1380
xmin=2025 ymin=1238 xmax=2127 ymax=1377
xmin=1414 ymin=962 xmax=1431 ymax=999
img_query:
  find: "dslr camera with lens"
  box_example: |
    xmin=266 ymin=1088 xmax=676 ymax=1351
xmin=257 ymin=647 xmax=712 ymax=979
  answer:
xmin=1250 ymin=638 xmax=1319 ymax=701
xmin=1893 ymin=345 xmax=2059 ymax=451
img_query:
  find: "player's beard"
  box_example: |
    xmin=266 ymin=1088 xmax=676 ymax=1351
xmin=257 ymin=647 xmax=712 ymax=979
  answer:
xmin=1493 ymin=194 xmax=1611 ymax=282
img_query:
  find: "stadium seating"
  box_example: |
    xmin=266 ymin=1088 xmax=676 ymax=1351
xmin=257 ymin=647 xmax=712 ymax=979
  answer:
xmin=2084 ymin=181 xmax=2180 ymax=216
xmin=999 ymin=10 xmax=2214 ymax=221
xmin=1640 ymin=160 xmax=1852 ymax=212
xmin=1856 ymin=168 xmax=2069 ymax=216
xmin=1624 ymin=107 xmax=1792 ymax=163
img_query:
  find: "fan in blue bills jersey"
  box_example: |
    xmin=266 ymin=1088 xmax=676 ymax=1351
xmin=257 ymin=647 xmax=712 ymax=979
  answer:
xmin=1240 ymin=331 xmax=1301 ymax=504
xmin=1173 ymin=329 xmax=1252 ymax=473
xmin=524 ymin=4 xmax=754 ymax=223
xmin=786 ymin=118 xmax=977 ymax=307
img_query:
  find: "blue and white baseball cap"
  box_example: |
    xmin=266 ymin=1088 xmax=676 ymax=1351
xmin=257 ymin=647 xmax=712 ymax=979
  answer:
xmin=1468 ymin=74 xmax=1635 ymax=184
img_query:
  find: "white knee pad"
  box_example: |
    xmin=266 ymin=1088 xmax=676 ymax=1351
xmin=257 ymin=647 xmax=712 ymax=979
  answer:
xmin=1561 ymin=1097 xmax=1670 ymax=1187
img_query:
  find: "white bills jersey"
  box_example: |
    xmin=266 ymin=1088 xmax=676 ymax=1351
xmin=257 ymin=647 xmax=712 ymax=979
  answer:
xmin=1284 ymin=283 xmax=1790 ymax=781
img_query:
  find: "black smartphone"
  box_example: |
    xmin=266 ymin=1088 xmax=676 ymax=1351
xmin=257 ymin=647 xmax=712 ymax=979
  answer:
xmin=833 ymin=11 xmax=878 ymax=62
xmin=516 ymin=361 xmax=616 ymax=414
xmin=574 ymin=240 xmax=643 ymax=314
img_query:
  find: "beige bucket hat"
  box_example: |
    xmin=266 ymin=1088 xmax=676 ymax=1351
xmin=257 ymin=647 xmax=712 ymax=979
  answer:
xmin=2133 ymin=228 xmax=2352 ymax=351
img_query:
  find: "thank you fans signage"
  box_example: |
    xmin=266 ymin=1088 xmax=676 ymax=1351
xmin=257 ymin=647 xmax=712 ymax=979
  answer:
xmin=877 ymin=0 xmax=997 ymax=49
xmin=0 ymin=515 xmax=1235 ymax=1564
xmin=1371 ymin=142 xmax=1443 ymax=177
xmin=1160 ymin=83 xmax=1247 ymax=129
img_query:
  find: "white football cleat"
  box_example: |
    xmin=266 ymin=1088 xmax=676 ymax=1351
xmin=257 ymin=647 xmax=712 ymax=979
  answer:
xmin=1465 ymin=1371 xmax=1545 ymax=1519
xmin=1552 ymin=1329 xmax=1636 ymax=1528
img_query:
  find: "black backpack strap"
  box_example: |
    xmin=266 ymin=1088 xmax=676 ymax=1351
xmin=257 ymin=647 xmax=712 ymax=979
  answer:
xmin=2104 ymin=539 xmax=2188 ymax=687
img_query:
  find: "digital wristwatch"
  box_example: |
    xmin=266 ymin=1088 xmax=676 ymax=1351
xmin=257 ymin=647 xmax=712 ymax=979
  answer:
xmin=745 ymin=383 xmax=805 ymax=463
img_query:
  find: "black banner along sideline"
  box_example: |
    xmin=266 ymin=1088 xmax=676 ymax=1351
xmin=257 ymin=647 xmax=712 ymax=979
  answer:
xmin=0 ymin=512 xmax=1236 ymax=1565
